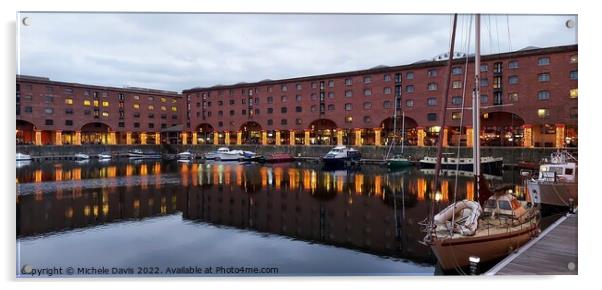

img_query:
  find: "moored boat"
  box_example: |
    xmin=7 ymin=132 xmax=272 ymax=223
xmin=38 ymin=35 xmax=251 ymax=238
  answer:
xmin=177 ymin=151 xmax=194 ymax=162
xmin=74 ymin=153 xmax=90 ymax=160
xmin=128 ymin=149 xmax=162 ymax=159
xmin=204 ymin=147 xmax=245 ymax=161
xmin=321 ymin=146 xmax=361 ymax=168
xmin=386 ymin=155 xmax=412 ymax=169
xmin=526 ymin=150 xmax=577 ymax=208
xmin=419 ymin=155 xmax=503 ymax=175
xmin=97 ymin=153 xmax=112 ymax=160
xmin=261 ymin=153 xmax=296 ymax=163
xmin=16 ymin=153 xmax=32 ymax=161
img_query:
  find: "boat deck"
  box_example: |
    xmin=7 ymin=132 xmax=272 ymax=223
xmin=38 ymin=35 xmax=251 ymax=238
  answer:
xmin=486 ymin=213 xmax=577 ymax=275
xmin=434 ymin=215 xmax=537 ymax=239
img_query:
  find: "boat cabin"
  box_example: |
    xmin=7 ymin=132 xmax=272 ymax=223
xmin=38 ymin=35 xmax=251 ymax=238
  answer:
xmin=538 ymin=162 xmax=577 ymax=183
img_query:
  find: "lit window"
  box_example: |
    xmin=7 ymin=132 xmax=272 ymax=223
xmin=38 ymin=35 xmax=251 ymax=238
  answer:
xmin=102 ymin=101 xmax=109 ymax=107
xmin=84 ymin=100 xmax=91 ymax=106
xmin=570 ymin=55 xmax=578 ymax=64
xmin=133 ymin=103 xmax=140 ymax=109
xmin=172 ymin=99 xmax=177 ymax=104
xmin=345 ymin=116 xmax=353 ymax=123
xmin=570 ymin=89 xmax=578 ymax=98
xmin=65 ymin=98 xmax=73 ymax=105
xmin=537 ymin=109 xmax=550 ymax=118
xmin=134 ymin=95 xmax=140 ymax=100
xmin=171 ymin=107 xmax=176 ymax=112
xmin=102 ymin=112 xmax=109 ymax=117
xmin=452 ymin=112 xmax=462 ymax=120
xmin=452 ymin=81 xmax=462 ymax=89
xmin=161 ymin=106 xmax=166 ymax=111
xmin=93 ymin=100 xmax=99 ymax=107
xmin=161 ymin=97 xmax=166 ymax=102
xmin=148 ymin=105 xmax=154 ymax=110
xmin=509 ymin=93 xmax=519 ymax=102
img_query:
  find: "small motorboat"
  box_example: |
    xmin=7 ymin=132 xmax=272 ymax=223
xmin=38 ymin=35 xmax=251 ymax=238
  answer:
xmin=242 ymin=151 xmax=264 ymax=162
xmin=74 ymin=153 xmax=90 ymax=160
xmin=204 ymin=147 xmax=245 ymax=161
xmin=16 ymin=153 xmax=32 ymax=161
xmin=177 ymin=151 xmax=194 ymax=162
xmin=321 ymin=146 xmax=362 ymax=168
xmin=128 ymin=149 xmax=162 ymax=159
xmin=526 ymin=150 xmax=578 ymax=208
xmin=97 ymin=153 xmax=112 ymax=160
xmin=261 ymin=153 xmax=295 ymax=163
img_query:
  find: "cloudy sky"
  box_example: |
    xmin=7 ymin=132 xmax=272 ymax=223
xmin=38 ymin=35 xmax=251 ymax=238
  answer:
xmin=17 ymin=13 xmax=577 ymax=92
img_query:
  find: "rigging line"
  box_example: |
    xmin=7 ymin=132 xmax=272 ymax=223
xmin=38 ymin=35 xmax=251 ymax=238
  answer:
xmin=506 ymin=15 xmax=513 ymax=53
xmin=487 ymin=15 xmax=493 ymax=55
xmin=495 ymin=15 xmax=501 ymax=54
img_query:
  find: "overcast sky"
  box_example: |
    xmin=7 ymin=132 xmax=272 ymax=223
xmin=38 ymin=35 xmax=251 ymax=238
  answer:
xmin=17 ymin=13 xmax=577 ymax=92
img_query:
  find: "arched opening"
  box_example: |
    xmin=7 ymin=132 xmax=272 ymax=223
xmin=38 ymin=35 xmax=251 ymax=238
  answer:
xmin=196 ymin=123 xmax=214 ymax=144
xmin=480 ymin=112 xmax=524 ymax=146
xmin=81 ymin=122 xmax=111 ymax=145
xmin=16 ymin=120 xmax=35 ymax=145
xmin=240 ymin=121 xmax=262 ymax=144
xmin=380 ymin=116 xmax=418 ymax=146
xmin=309 ymin=119 xmax=338 ymax=145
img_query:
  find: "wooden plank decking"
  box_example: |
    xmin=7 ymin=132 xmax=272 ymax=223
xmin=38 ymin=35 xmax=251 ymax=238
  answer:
xmin=486 ymin=213 xmax=577 ymax=275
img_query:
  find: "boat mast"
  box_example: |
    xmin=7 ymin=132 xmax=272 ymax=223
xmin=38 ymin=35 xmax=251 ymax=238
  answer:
xmin=473 ymin=15 xmax=481 ymax=200
xmin=401 ymin=110 xmax=405 ymax=154
xmin=386 ymin=80 xmax=400 ymax=160
xmin=430 ymin=13 xmax=458 ymax=221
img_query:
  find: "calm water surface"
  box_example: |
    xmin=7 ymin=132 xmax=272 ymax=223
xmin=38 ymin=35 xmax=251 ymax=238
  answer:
xmin=16 ymin=159 xmax=536 ymax=276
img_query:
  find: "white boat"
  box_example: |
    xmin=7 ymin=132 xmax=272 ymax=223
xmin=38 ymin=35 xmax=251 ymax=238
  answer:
xmin=204 ymin=147 xmax=245 ymax=161
xmin=419 ymin=155 xmax=503 ymax=175
xmin=321 ymin=145 xmax=362 ymax=167
xmin=16 ymin=153 xmax=32 ymax=161
xmin=128 ymin=149 xmax=162 ymax=159
xmin=526 ymin=150 xmax=577 ymax=208
xmin=97 ymin=153 xmax=112 ymax=160
xmin=74 ymin=153 xmax=90 ymax=160
xmin=177 ymin=151 xmax=194 ymax=162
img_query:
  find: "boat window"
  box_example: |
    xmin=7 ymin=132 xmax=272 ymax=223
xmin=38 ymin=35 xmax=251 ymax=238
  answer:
xmin=485 ymin=199 xmax=496 ymax=209
xmin=498 ymin=200 xmax=512 ymax=210
xmin=565 ymin=168 xmax=574 ymax=175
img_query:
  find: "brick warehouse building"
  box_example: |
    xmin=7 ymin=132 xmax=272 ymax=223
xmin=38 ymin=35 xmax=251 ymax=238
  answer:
xmin=16 ymin=44 xmax=577 ymax=148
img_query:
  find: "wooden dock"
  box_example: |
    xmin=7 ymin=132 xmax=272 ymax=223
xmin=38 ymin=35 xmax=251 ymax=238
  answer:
xmin=486 ymin=212 xmax=577 ymax=275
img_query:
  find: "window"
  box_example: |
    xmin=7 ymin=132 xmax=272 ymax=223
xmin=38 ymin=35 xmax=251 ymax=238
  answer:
xmin=364 ymin=116 xmax=372 ymax=123
xmin=345 ymin=116 xmax=353 ymax=123
xmin=451 ymin=96 xmax=462 ymax=105
xmin=345 ymin=78 xmax=353 ymax=86
xmin=281 ymin=119 xmax=287 ymax=125
xmin=296 ymin=83 xmax=302 ymax=90
xmin=406 ymin=72 xmax=414 ymax=80
xmin=296 ymin=119 xmax=302 ymax=125
xmin=44 ymin=108 xmax=53 ymax=114
xmin=93 ymin=100 xmax=99 ymax=107
xmin=364 ymin=89 xmax=372 ymax=96
xmin=570 ymin=54 xmax=578 ymax=64
xmin=267 ymin=96 xmax=273 ymax=104
xmin=452 ymin=67 xmax=463 ymax=75
xmin=133 ymin=95 xmax=140 ymax=100
xmin=134 ymin=122 xmax=140 ymax=128
xmin=509 ymin=92 xmax=519 ymax=102
xmin=229 ymin=99 xmax=235 ymax=105
xmin=218 ymin=121 xmax=224 ymax=127
xmin=480 ymin=95 xmax=488 ymax=104
xmin=311 ymin=105 xmax=317 ymax=112
xmin=427 ymin=97 xmax=437 ymax=106
xmin=102 ymin=101 xmax=109 ymax=107
xmin=538 ymin=73 xmax=550 ymax=82
xmin=328 ymin=104 xmax=335 ymax=111
xmin=229 ymin=110 xmax=235 ymax=116
xmin=45 ymin=96 xmax=54 ymax=103
xmin=345 ymin=103 xmax=352 ymax=111
xmin=538 ymin=57 xmax=550 ymax=65
xmin=406 ymin=99 xmax=414 ymax=107
xmin=148 ymin=113 xmax=155 ymax=119
xmin=328 ymin=92 xmax=335 ymax=98
xmin=383 ymin=100 xmax=392 ymax=108
xmin=133 ymin=103 xmax=140 ymax=109
xmin=328 ymin=80 xmax=335 ymax=88
xmin=509 ymin=60 xmax=519 ymax=69
xmin=148 ymin=105 xmax=155 ymax=110
xmin=148 ymin=123 xmax=154 ymax=129
xmin=310 ymin=93 xmax=317 ymax=100
xmin=280 ymin=107 xmax=287 ymax=113
xmin=161 ymin=97 xmax=167 ymax=102
xmin=45 ymin=119 xmax=53 ymax=125
xmin=218 ymin=100 xmax=223 ymax=106
xmin=494 ymin=92 xmax=503 ymax=105
xmin=480 ymin=64 xmax=488 ymax=72
xmin=281 ymin=95 xmax=287 ymax=102
xmin=384 ymin=74 xmax=391 ymax=82
xmin=384 ymin=87 xmax=392 ymax=94
xmin=452 ymin=112 xmax=462 ymax=120
xmin=570 ymin=107 xmax=578 ymax=119
xmin=133 ymin=112 xmax=140 ymax=118
xmin=480 ymin=78 xmax=489 ymax=87
xmin=493 ymin=76 xmax=503 ymax=88
xmin=570 ymin=89 xmax=578 ymax=99
xmin=427 ymin=83 xmax=438 ymax=91
xmin=118 ymin=122 xmax=125 ymax=128
xmin=296 ymin=95 xmax=302 ymax=102
xmin=494 ymin=62 xmax=503 ymax=74
xmin=242 ymin=109 xmax=247 ymax=115
xmin=148 ymin=96 xmax=154 ymax=101
xmin=267 ymin=108 xmax=273 ymax=114
xmin=24 ymin=106 xmax=32 ymax=113
xmin=23 ymin=95 xmax=32 ymax=101
xmin=64 ymin=98 xmax=73 ymax=105
xmin=452 ymin=81 xmax=462 ymax=89
xmin=363 ymin=76 xmax=372 ymax=84
xmin=345 ymin=90 xmax=353 ymax=97
xmin=363 ymin=102 xmax=372 ymax=109
xmin=406 ymin=85 xmax=415 ymax=93
xmin=537 ymin=109 xmax=550 ymax=118
xmin=311 ymin=82 xmax=317 ymax=89
xmin=538 ymin=90 xmax=551 ymax=100
xmin=427 ymin=69 xmax=438 ymax=77
xmin=281 ymin=85 xmax=288 ymax=92
xmin=570 ymin=70 xmax=578 ymax=80
xmin=427 ymin=113 xmax=437 ymax=121
xmin=161 ymin=106 xmax=167 ymax=111
xmin=102 ymin=112 xmax=109 ymax=117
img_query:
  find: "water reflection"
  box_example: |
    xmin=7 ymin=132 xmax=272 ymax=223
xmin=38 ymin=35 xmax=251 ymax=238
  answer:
xmin=17 ymin=160 xmax=524 ymax=274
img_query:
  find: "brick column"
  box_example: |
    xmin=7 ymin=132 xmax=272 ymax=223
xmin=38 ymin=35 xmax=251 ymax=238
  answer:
xmin=304 ymin=129 xmax=310 ymax=146
xmin=140 ymin=132 xmax=147 ymax=145
xmin=442 ymin=127 xmax=449 ymax=147
xmin=126 ymin=132 xmax=132 ymax=145
xmin=555 ymin=123 xmax=566 ymax=148
xmin=337 ymin=129 xmax=343 ymax=145
xmin=354 ymin=129 xmax=362 ymax=146
xmin=192 ymin=132 xmax=197 ymax=145
xmin=275 ymin=130 xmax=281 ymax=145
xmin=54 ymin=130 xmax=62 ymax=145
xmin=213 ymin=133 xmax=219 ymax=145
xmin=237 ymin=131 xmax=242 ymax=145
xmin=74 ymin=131 xmax=81 ymax=145
xmin=108 ymin=131 xmax=116 ymax=145
xmin=466 ymin=126 xmax=473 ymax=147
xmin=289 ymin=130 xmax=296 ymax=145
xmin=155 ymin=132 xmax=161 ymax=145
xmin=374 ymin=128 xmax=381 ymax=146
xmin=522 ymin=124 xmax=533 ymax=148
xmin=416 ymin=127 xmax=425 ymax=147
xmin=261 ymin=131 xmax=268 ymax=145
xmin=34 ymin=130 xmax=42 ymax=145
xmin=225 ymin=132 xmax=230 ymax=145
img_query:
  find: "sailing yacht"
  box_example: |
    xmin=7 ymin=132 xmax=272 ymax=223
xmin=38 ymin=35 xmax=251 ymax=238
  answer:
xmin=385 ymin=106 xmax=412 ymax=169
xmin=422 ymin=14 xmax=540 ymax=272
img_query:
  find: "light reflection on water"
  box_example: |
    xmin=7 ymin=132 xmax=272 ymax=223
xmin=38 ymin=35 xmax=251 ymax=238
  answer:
xmin=16 ymin=159 xmax=524 ymax=276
